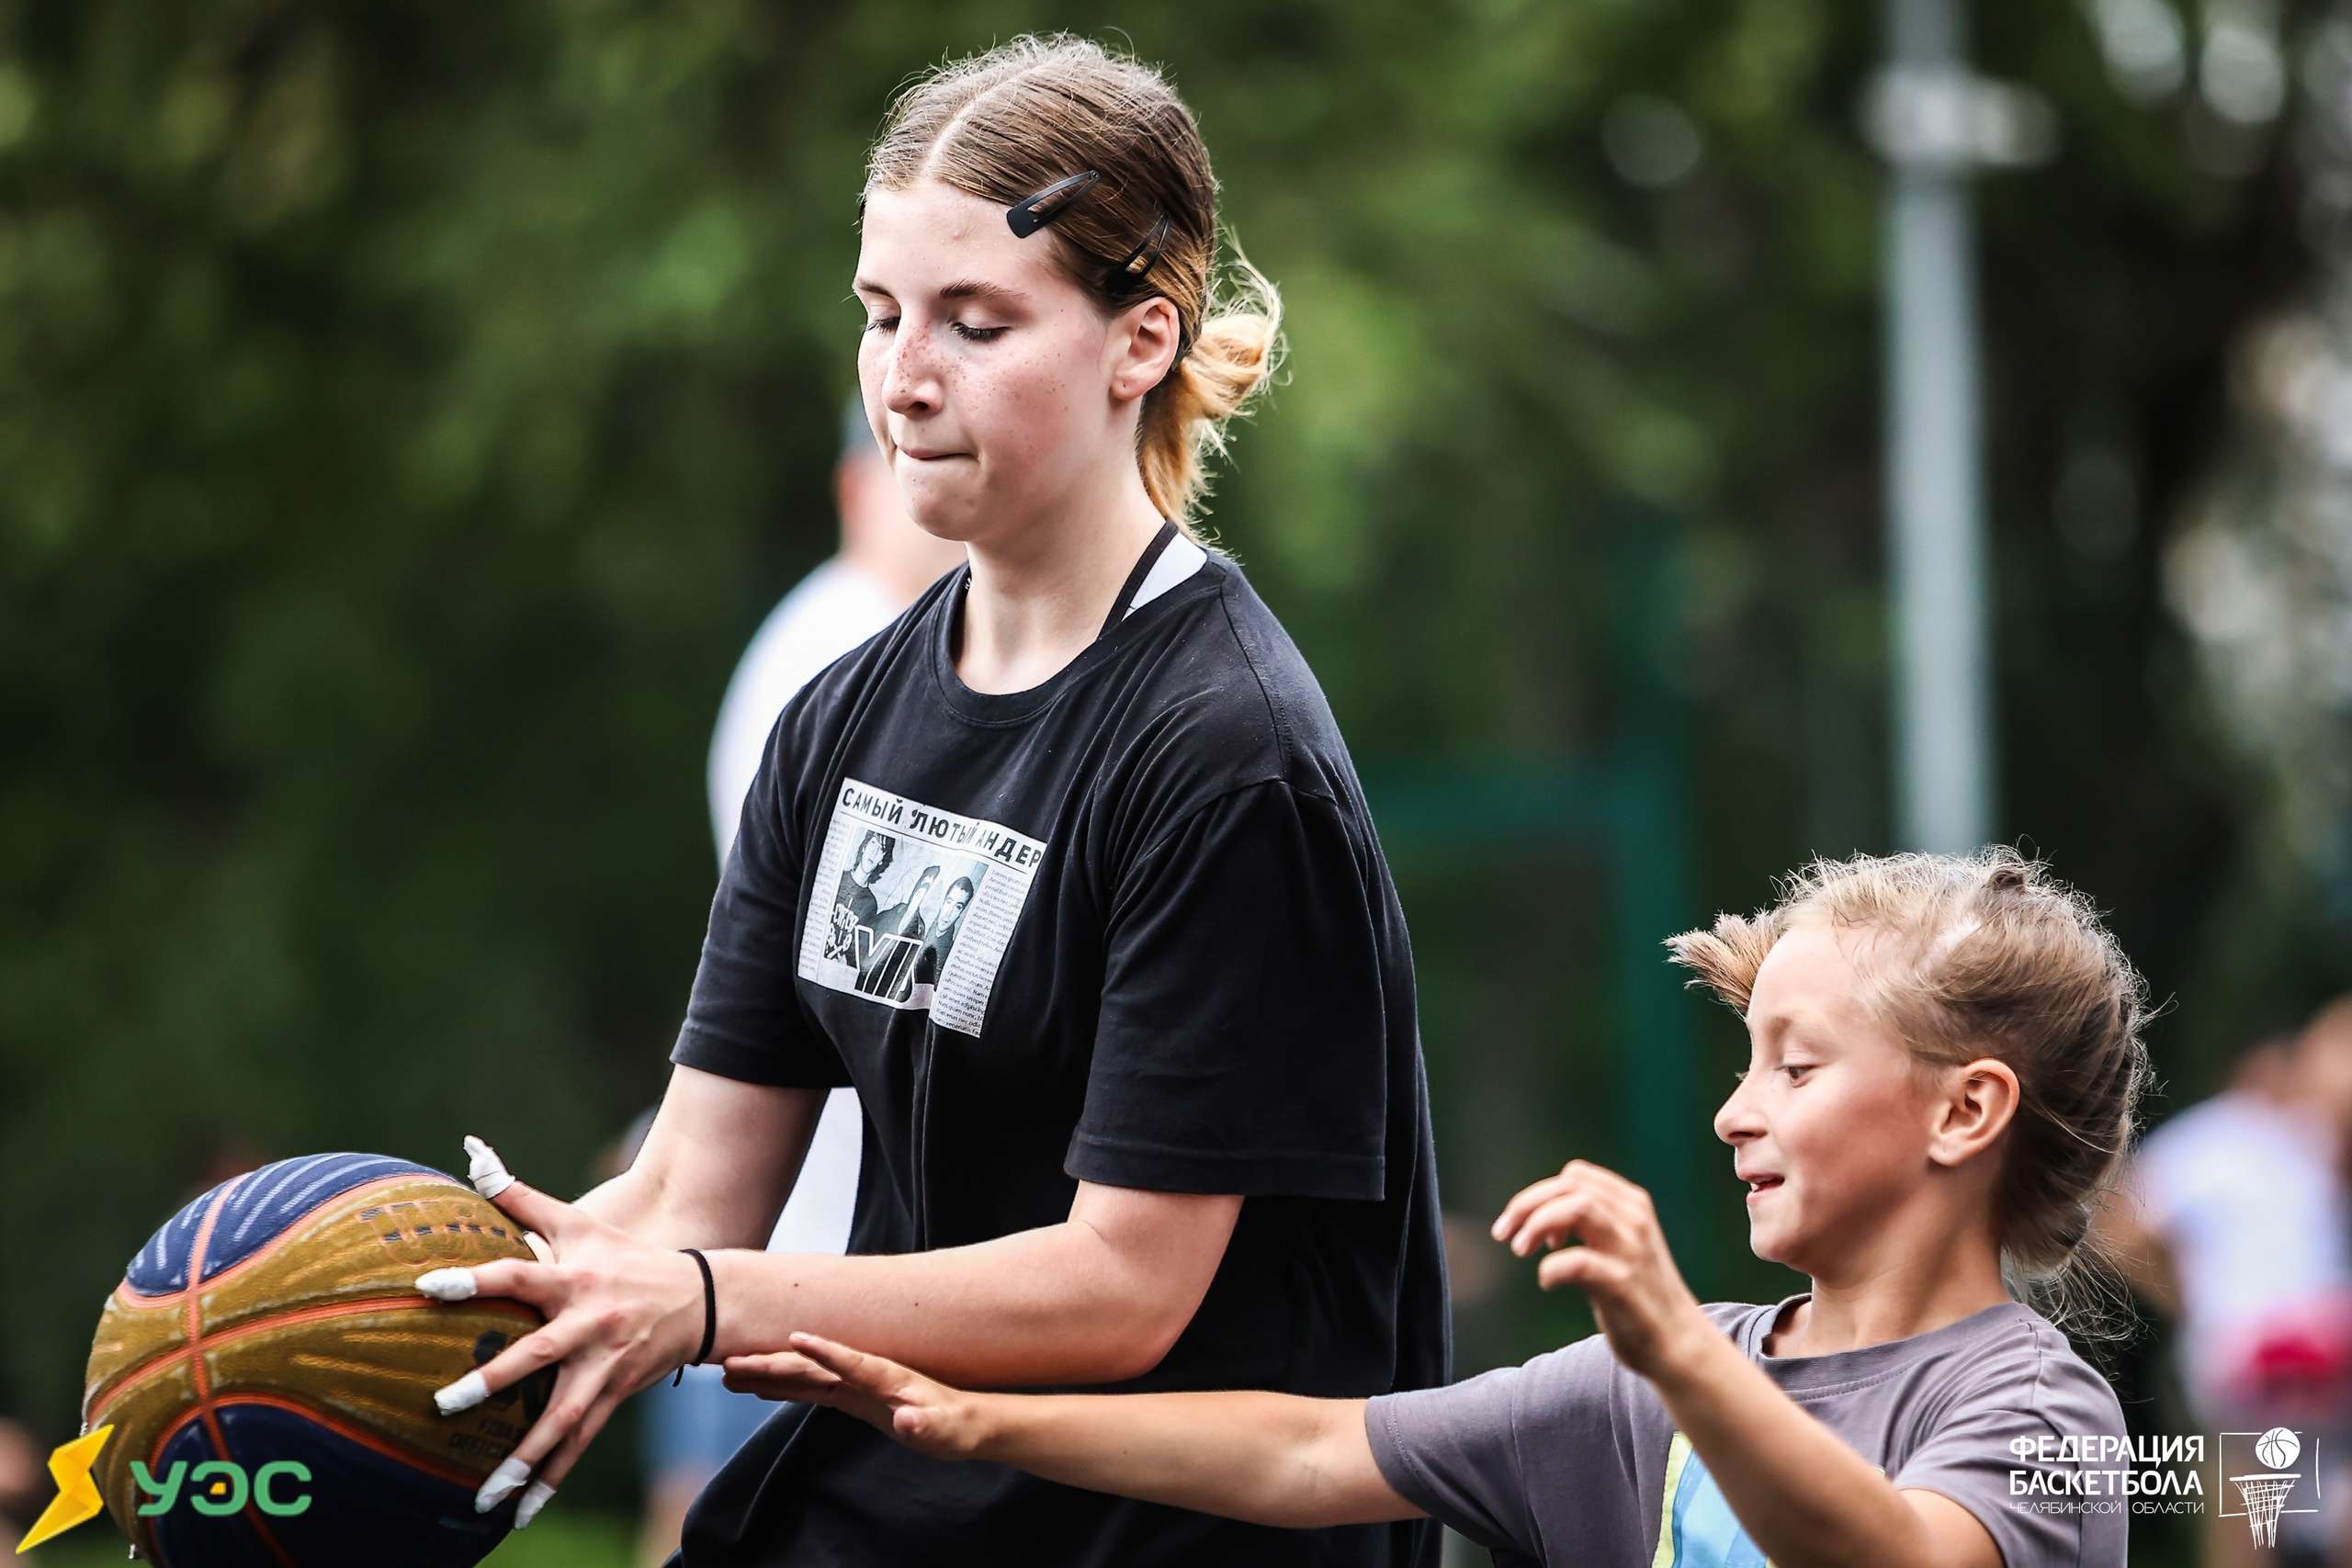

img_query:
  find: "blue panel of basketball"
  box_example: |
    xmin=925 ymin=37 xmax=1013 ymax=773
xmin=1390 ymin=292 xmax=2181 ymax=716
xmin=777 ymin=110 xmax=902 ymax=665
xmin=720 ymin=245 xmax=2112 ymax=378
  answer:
xmin=145 ymin=1417 xmax=276 ymax=1568
xmin=123 ymin=1154 xmax=447 ymax=1294
xmin=212 ymin=1401 xmax=515 ymax=1568
xmin=122 ymin=1174 xmax=241 ymax=1295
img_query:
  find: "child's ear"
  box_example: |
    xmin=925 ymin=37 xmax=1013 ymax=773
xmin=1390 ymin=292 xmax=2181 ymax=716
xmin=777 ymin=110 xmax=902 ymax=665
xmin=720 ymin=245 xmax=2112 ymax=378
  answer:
xmin=1926 ymin=1057 xmax=2020 ymax=1168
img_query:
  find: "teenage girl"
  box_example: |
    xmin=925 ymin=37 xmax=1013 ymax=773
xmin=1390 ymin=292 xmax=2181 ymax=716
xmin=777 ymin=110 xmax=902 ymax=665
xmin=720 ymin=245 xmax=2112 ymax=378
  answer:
xmin=741 ymin=849 xmax=2146 ymax=1568
xmin=412 ymin=33 xmax=1451 ymax=1568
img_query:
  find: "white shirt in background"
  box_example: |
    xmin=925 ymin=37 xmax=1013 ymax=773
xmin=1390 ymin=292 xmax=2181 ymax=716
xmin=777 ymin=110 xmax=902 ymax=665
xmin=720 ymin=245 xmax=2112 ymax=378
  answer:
xmin=2134 ymin=1091 xmax=2352 ymax=1410
xmin=707 ymin=558 xmax=907 ymax=1256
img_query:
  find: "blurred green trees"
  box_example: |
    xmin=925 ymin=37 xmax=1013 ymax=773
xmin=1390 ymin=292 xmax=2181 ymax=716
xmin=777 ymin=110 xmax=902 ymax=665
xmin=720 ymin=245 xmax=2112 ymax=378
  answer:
xmin=0 ymin=10 xmax=2337 ymax=1560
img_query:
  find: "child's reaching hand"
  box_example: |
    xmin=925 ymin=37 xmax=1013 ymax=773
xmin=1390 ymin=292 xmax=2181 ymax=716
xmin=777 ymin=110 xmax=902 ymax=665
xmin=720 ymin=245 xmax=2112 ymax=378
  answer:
xmin=719 ymin=1334 xmax=1422 ymax=1534
xmin=723 ymin=1334 xmax=989 ymax=1461
xmin=1489 ymin=1158 xmax=1717 ymax=1382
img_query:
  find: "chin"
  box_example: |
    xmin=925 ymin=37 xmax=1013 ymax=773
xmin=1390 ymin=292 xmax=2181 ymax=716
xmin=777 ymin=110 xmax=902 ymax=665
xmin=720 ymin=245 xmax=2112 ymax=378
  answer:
xmin=908 ymin=514 xmax=968 ymax=544
xmin=1744 ymin=1223 xmax=1800 ymax=1268
xmin=900 ymin=498 xmax=978 ymax=543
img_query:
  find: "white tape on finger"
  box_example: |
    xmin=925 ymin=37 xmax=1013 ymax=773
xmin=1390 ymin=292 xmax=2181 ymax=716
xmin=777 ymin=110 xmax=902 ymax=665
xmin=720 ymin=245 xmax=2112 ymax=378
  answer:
xmin=465 ymin=1134 xmax=515 ymax=1199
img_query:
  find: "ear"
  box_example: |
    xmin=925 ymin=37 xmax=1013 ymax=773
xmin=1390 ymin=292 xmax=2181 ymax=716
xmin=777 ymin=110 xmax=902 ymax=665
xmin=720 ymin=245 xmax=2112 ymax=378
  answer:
xmin=1107 ymin=295 xmax=1183 ymax=404
xmin=1926 ymin=1056 xmax=2020 ymax=1169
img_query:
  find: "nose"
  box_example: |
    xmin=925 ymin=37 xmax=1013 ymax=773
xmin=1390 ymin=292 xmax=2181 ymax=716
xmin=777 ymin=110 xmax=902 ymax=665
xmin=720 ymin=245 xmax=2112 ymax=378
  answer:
xmin=879 ymin=316 xmax=944 ymax=422
xmin=1713 ymin=1077 xmax=1764 ymax=1146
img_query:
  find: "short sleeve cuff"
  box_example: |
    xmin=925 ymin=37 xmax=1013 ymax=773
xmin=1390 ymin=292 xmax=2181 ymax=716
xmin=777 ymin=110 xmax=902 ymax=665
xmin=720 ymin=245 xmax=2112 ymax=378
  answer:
xmin=1363 ymin=1395 xmax=1433 ymax=1511
xmin=1362 ymin=1395 xmax=1514 ymax=1554
xmin=670 ymin=1025 xmax=850 ymax=1089
xmin=1064 ymin=1127 xmax=1383 ymax=1199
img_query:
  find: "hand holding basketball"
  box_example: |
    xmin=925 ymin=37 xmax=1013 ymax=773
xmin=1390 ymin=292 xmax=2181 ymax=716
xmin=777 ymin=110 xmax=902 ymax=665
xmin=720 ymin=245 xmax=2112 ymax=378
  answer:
xmin=413 ymin=1134 xmax=707 ymax=1527
xmin=1490 ymin=1158 xmax=1714 ymax=1382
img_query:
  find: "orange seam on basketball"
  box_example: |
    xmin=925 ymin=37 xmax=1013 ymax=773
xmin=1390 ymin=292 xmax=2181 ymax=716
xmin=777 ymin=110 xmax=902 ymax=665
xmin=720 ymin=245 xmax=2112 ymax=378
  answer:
xmin=86 ymin=1348 xmax=185 ymax=1427
xmin=147 ymin=1404 xmax=205 ymax=1475
xmin=182 ymin=1175 xmax=231 ymax=1404
xmin=85 ymin=1293 xmax=540 ymax=1426
xmin=114 ymin=1172 xmax=476 ymax=1303
xmin=180 ymin=1176 xmax=300 ymax=1568
xmin=165 ymin=1174 xmax=237 ymax=1565
xmin=88 ymin=1172 xmax=529 ymax=1420
xmin=203 ymin=1393 xmax=491 ymax=1490
xmin=101 ymin=1166 xmax=529 ymax=1568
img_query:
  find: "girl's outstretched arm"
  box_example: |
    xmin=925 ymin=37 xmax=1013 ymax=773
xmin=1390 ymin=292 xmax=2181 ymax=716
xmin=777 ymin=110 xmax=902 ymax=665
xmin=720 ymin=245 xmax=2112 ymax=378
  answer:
xmin=741 ymin=1331 xmax=1427 ymax=1531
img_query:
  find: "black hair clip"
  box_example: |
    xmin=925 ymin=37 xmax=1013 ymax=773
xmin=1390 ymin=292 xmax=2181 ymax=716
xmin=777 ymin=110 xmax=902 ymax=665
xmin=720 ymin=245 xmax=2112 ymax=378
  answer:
xmin=1005 ymin=170 xmax=1102 ymax=238
xmin=1005 ymin=170 xmax=1181 ymax=332
xmin=1104 ymin=212 xmax=1174 ymax=296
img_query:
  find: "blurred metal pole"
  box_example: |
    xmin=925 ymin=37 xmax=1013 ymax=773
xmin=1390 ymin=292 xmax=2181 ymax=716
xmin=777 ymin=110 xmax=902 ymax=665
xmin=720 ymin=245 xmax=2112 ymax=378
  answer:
xmin=1883 ymin=0 xmax=1994 ymax=854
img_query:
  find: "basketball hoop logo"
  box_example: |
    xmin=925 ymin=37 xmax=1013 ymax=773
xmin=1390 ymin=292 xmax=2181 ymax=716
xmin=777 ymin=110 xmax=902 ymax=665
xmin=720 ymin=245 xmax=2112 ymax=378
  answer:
xmin=2221 ymin=1426 xmax=2320 ymax=1549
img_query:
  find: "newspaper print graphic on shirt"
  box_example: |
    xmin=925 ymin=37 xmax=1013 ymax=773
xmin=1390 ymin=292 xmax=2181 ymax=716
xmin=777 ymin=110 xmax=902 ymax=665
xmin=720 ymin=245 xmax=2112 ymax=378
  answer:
xmin=798 ymin=776 xmax=1046 ymax=1035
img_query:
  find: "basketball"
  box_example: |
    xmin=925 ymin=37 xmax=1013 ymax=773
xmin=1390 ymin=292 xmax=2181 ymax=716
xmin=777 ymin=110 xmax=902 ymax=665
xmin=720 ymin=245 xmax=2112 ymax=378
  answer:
xmin=80 ymin=1152 xmax=557 ymax=1566
xmin=2256 ymin=1426 xmax=2302 ymax=1472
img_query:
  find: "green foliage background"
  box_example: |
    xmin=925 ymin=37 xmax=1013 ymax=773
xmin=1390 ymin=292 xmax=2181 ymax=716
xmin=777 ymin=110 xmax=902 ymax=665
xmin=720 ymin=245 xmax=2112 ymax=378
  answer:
xmin=3 ymin=2 xmax=2339 ymax=1561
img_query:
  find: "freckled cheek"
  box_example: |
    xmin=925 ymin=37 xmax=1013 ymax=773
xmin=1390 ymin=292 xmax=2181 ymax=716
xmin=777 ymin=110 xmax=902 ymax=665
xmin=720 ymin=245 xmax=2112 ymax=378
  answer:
xmin=976 ymin=354 xmax=1078 ymax=464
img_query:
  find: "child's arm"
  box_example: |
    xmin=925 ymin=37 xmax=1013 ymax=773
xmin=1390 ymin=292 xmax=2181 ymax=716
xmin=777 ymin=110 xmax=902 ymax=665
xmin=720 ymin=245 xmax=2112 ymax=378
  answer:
xmin=1643 ymin=1336 xmax=2001 ymax=1568
xmin=1493 ymin=1160 xmax=2002 ymax=1568
xmin=736 ymin=1332 xmax=1426 ymax=1530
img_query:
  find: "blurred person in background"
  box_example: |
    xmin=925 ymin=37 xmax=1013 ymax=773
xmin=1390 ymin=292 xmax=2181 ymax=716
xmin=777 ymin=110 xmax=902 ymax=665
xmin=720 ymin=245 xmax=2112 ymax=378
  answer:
xmin=707 ymin=399 xmax=969 ymax=860
xmin=0 ymin=1402 xmax=42 ymax=1548
xmin=2104 ymin=1002 xmax=2352 ymax=1567
xmin=634 ymin=398 xmax=961 ymax=1568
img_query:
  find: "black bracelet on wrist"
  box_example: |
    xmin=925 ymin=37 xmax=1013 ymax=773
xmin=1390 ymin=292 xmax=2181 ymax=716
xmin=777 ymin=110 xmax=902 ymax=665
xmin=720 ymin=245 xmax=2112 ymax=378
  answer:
xmin=671 ymin=1247 xmax=718 ymax=1388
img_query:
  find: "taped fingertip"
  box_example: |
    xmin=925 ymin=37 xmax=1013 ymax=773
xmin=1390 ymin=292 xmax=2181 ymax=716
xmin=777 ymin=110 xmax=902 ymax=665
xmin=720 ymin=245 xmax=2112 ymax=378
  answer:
xmin=415 ymin=1268 xmax=478 ymax=1302
xmin=464 ymin=1134 xmax=515 ymax=1199
xmin=473 ymin=1455 xmax=529 ymax=1513
xmin=522 ymin=1230 xmax=553 ymax=1264
xmin=435 ymin=1370 xmax=491 ymax=1416
xmin=514 ymin=1480 xmax=556 ymax=1529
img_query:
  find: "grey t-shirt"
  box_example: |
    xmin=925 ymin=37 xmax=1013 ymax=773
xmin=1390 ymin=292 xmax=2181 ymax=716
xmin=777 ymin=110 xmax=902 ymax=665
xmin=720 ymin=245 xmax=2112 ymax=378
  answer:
xmin=1365 ymin=1293 xmax=2128 ymax=1567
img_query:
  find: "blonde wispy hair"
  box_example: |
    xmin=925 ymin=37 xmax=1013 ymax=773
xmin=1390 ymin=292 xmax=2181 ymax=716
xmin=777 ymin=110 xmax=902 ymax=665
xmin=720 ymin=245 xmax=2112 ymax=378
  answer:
xmin=1668 ymin=846 xmax=2154 ymax=1341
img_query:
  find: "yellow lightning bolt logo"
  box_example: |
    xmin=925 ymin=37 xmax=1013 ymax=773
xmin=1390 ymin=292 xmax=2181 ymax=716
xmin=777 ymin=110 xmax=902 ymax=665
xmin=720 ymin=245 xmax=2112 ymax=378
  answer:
xmin=14 ymin=1425 xmax=111 ymax=1554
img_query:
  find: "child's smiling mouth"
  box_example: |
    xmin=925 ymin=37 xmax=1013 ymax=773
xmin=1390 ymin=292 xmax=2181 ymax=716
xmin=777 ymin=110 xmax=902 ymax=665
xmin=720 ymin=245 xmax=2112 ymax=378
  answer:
xmin=1740 ymin=1169 xmax=1784 ymax=1201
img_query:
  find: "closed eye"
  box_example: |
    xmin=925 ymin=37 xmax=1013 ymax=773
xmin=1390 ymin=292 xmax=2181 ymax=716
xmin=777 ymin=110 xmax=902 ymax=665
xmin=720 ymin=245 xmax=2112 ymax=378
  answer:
xmin=861 ymin=318 xmax=1009 ymax=344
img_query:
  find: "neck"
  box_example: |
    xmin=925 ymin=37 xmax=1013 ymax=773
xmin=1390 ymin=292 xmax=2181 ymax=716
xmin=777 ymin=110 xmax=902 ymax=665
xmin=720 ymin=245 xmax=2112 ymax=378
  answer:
xmin=955 ymin=466 xmax=1168 ymax=695
xmin=1775 ymin=1217 xmax=2011 ymax=1356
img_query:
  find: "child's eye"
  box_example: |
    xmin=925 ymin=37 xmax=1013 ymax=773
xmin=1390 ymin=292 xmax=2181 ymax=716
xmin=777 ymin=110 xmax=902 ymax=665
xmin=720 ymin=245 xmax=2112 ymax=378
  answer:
xmin=864 ymin=317 xmax=898 ymax=334
xmin=952 ymin=322 xmax=1008 ymax=343
xmin=1784 ymin=1064 xmax=1813 ymax=1081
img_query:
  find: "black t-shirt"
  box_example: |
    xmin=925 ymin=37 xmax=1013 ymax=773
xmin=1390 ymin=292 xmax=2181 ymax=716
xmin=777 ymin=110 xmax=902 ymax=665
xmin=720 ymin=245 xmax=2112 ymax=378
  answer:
xmin=667 ymin=539 xmax=1451 ymax=1568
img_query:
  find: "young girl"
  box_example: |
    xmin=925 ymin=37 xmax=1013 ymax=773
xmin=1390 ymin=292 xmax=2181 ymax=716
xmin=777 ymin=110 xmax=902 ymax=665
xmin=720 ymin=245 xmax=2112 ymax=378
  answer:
xmin=412 ymin=32 xmax=1450 ymax=1568
xmin=742 ymin=849 xmax=2147 ymax=1567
